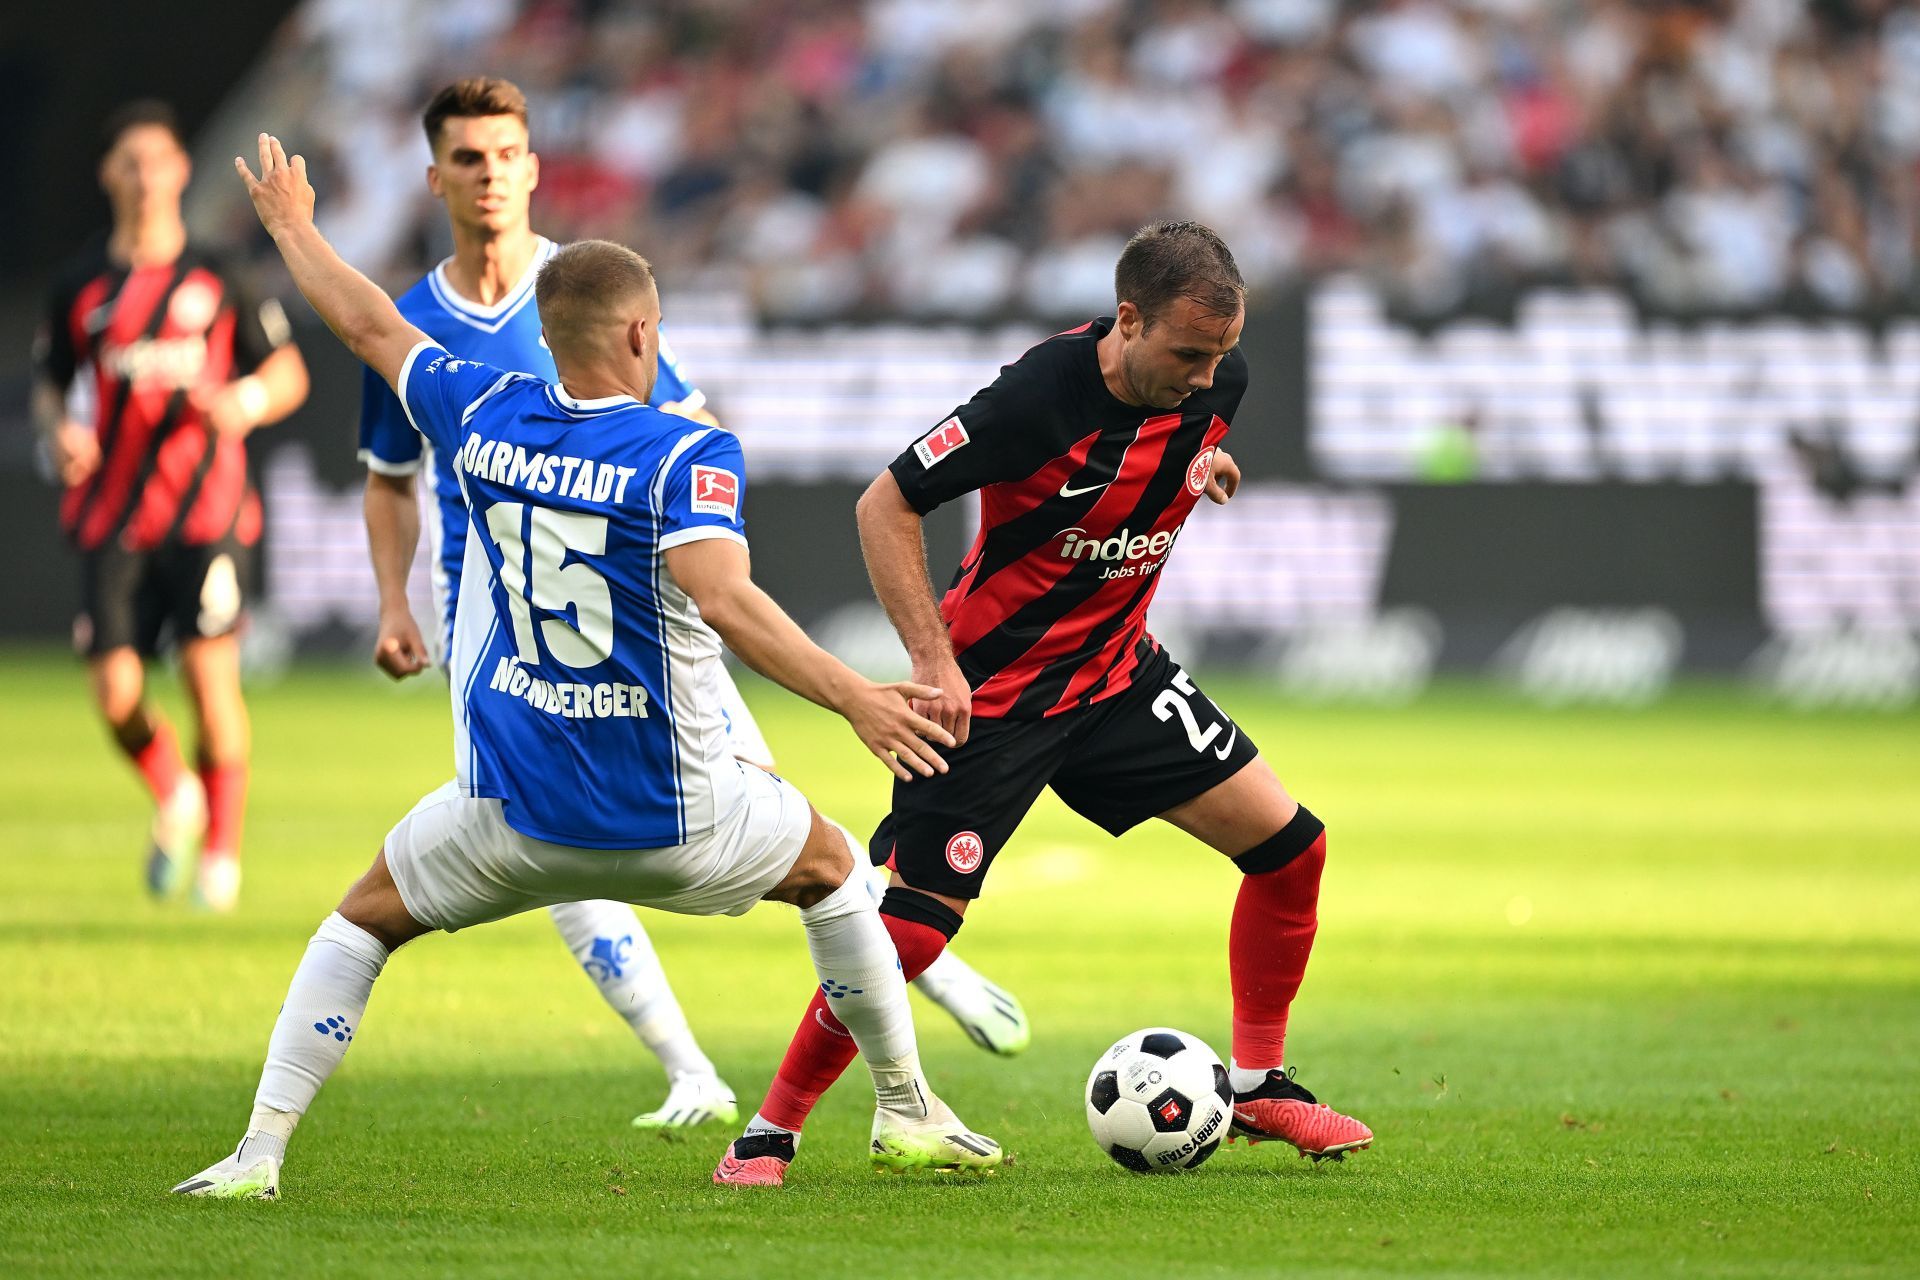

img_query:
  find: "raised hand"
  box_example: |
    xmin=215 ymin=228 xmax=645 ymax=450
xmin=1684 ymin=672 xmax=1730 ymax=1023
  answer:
xmin=233 ymin=133 xmax=314 ymax=239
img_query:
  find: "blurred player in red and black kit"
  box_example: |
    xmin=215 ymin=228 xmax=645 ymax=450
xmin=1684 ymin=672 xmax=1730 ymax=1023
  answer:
xmin=716 ymin=222 xmax=1370 ymax=1184
xmin=31 ymin=102 xmax=309 ymax=912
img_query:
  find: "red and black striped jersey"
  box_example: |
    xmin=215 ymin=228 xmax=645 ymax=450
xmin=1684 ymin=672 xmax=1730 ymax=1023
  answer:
xmin=34 ymin=238 xmax=290 ymax=552
xmin=888 ymin=317 xmax=1247 ymax=720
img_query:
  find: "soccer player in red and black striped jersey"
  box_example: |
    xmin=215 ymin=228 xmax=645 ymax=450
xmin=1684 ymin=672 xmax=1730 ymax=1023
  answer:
xmin=716 ymin=222 xmax=1371 ymax=1183
xmin=31 ymin=102 xmax=309 ymax=912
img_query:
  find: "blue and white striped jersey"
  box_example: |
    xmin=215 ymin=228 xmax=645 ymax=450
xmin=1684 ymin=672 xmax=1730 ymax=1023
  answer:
xmin=357 ymin=237 xmax=707 ymax=656
xmin=395 ymin=340 xmax=747 ymax=849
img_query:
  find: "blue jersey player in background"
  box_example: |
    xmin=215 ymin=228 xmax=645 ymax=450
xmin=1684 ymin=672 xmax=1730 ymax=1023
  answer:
xmin=177 ymin=130 xmax=1002 ymax=1199
xmin=350 ymin=81 xmax=1026 ymax=1137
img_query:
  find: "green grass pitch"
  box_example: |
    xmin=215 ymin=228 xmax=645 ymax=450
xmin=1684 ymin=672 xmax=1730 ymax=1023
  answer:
xmin=0 ymin=649 xmax=1914 ymax=1277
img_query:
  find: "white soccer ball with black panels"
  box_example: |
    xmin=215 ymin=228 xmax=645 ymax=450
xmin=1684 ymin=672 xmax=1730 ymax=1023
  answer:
xmin=1084 ymin=1027 xmax=1231 ymax=1172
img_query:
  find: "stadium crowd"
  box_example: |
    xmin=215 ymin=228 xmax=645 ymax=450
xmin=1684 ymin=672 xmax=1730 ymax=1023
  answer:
xmin=291 ymin=0 xmax=1920 ymax=318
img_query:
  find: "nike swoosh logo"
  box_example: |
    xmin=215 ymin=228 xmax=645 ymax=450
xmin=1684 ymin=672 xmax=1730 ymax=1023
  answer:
xmin=1214 ymin=724 xmax=1239 ymax=761
xmin=1059 ymin=480 xmax=1109 ymax=498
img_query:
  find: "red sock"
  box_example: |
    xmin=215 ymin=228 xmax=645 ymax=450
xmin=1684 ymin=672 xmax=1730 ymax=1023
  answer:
xmin=127 ymin=722 xmax=186 ymax=805
xmin=200 ymin=762 xmax=248 ymax=862
xmin=758 ymin=912 xmax=950 ymax=1132
xmin=1229 ymin=831 xmax=1325 ymax=1070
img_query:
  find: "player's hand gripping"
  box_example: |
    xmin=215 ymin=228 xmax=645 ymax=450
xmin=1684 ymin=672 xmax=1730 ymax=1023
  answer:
xmin=910 ymin=655 xmax=972 ymax=748
xmin=234 ymin=134 xmax=315 ymax=239
xmin=839 ymin=679 xmax=957 ymax=782
xmin=373 ymin=606 xmax=431 ymax=680
xmin=1205 ymin=447 xmax=1240 ymax=505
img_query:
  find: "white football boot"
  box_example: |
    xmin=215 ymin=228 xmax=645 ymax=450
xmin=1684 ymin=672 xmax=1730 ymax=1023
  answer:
xmin=171 ymin=1134 xmax=283 ymax=1200
xmin=192 ymin=855 xmax=242 ymax=914
xmin=870 ymin=1095 xmax=1003 ymax=1175
xmin=631 ymin=1071 xmax=739 ymax=1129
xmin=145 ymin=775 xmax=207 ymax=898
xmin=913 ymin=952 xmax=1031 ymax=1056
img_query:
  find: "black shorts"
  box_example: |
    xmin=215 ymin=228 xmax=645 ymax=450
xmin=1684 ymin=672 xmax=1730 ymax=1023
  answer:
xmin=872 ymin=645 xmax=1260 ymax=899
xmin=76 ymin=539 xmax=251 ymax=658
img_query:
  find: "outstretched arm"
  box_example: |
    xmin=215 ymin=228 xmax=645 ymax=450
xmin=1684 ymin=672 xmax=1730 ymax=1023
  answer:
xmin=233 ymin=134 xmax=428 ymax=393
xmin=663 ymin=537 xmax=955 ymax=781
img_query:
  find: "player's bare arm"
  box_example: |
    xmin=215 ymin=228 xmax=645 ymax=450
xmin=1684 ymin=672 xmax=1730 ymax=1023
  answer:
xmin=234 ymin=134 xmax=428 ymax=392
xmin=191 ymin=343 xmax=310 ymax=438
xmin=362 ymin=472 xmax=429 ymax=679
xmin=662 ymin=537 xmax=955 ymax=781
xmin=29 ymin=378 xmax=99 ymax=487
xmin=854 ymin=469 xmax=971 ymax=745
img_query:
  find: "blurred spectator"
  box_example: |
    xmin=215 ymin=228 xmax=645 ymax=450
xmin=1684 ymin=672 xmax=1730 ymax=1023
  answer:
xmin=266 ymin=0 xmax=1920 ymax=319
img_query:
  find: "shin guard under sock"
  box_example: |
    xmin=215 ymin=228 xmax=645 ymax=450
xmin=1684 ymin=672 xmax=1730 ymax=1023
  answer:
xmin=1229 ymin=808 xmax=1327 ymax=1072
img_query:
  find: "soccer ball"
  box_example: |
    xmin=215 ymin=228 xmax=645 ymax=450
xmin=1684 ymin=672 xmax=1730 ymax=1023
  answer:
xmin=1084 ymin=1027 xmax=1231 ymax=1172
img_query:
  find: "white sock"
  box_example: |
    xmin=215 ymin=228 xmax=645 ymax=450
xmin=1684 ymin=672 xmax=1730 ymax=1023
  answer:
xmin=234 ymin=1110 xmax=291 ymax=1167
xmin=547 ymin=900 xmax=716 ymax=1081
xmin=250 ymin=912 xmax=389 ymax=1133
xmin=744 ymin=1110 xmax=797 ymax=1140
xmin=798 ymin=873 xmax=928 ymax=1117
xmin=1229 ymin=1057 xmax=1279 ymax=1093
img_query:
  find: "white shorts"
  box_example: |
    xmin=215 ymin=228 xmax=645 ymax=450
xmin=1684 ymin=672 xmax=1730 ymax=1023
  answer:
xmin=384 ymin=762 xmax=813 ymax=932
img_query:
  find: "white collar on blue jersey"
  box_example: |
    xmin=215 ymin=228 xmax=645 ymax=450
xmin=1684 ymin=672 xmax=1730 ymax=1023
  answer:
xmin=549 ymin=384 xmax=638 ymax=413
xmin=428 ymin=236 xmax=557 ymax=328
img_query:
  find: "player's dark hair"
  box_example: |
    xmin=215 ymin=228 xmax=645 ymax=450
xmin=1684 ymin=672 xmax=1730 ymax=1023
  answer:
xmin=537 ymin=240 xmax=657 ymax=354
xmin=1114 ymin=221 xmax=1245 ymax=328
xmin=422 ymin=76 xmax=530 ymax=151
xmin=100 ymin=100 xmax=185 ymax=159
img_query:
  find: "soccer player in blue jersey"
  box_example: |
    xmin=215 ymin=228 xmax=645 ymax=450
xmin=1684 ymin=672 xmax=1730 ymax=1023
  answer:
xmin=355 ymin=79 xmax=1027 ymax=1132
xmin=174 ymin=135 xmax=1001 ymax=1199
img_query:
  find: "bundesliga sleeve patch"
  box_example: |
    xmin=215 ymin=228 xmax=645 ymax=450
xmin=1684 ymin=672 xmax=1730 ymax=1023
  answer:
xmin=913 ymin=417 xmax=970 ymax=469
xmin=690 ymin=465 xmax=740 ymax=519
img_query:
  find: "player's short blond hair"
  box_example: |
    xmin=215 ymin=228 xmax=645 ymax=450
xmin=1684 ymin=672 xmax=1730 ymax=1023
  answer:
xmin=535 ymin=240 xmax=658 ymax=356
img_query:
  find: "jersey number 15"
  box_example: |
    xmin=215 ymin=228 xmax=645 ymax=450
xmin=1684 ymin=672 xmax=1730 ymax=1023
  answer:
xmin=484 ymin=501 xmax=614 ymax=668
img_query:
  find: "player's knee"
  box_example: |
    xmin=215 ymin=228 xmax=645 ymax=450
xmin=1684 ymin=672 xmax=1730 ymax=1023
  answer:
xmin=771 ymin=813 xmax=856 ymax=909
xmin=1230 ymin=805 xmax=1326 ymax=876
xmin=336 ymin=852 xmax=430 ymax=952
xmin=91 ymin=663 xmax=146 ymax=728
